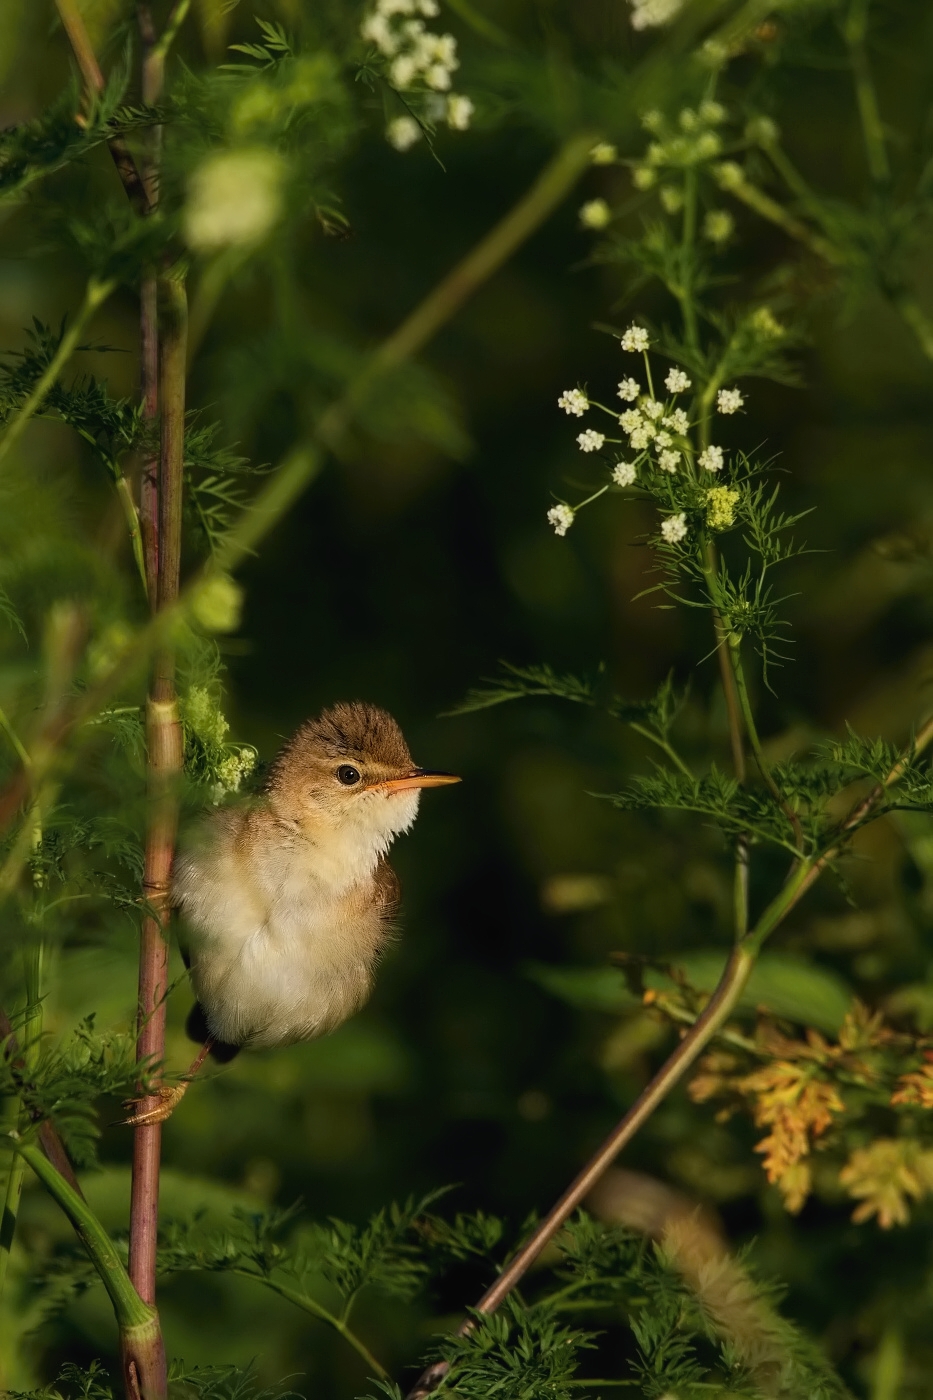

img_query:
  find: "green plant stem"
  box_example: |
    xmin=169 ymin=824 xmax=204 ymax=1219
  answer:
xmin=0 ymin=705 xmax=30 ymax=770
xmin=10 ymin=1136 xmax=163 ymax=1400
xmin=0 ymin=1114 xmax=25 ymax=1303
xmin=0 ymin=937 xmax=45 ymax=1301
xmin=844 ymin=0 xmax=889 ymax=185
xmin=719 ymin=172 xmax=844 ymax=265
xmin=443 ymin=0 xmax=513 ymax=45
xmin=727 ymin=636 xmax=804 ymax=850
xmin=115 ymin=472 xmax=149 ymax=598
xmin=628 ymin=722 xmax=694 ymax=780
xmin=0 ymin=278 xmax=115 ymax=469
xmin=679 ymin=167 xmax=700 ymax=352
xmin=244 ymin=1274 xmax=389 ymax=1380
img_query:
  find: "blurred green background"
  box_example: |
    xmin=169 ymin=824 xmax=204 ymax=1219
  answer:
xmin=3 ymin=0 xmax=933 ymax=1393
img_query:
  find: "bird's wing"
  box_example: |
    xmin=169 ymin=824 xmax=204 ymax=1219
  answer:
xmin=374 ymin=858 xmax=401 ymax=922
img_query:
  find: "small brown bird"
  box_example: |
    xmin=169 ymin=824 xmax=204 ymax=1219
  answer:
xmin=129 ymin=702 xmax=459 ymax=1124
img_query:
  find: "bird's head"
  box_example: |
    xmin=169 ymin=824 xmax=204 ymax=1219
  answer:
xmin=265 ymin=702 xmax=459 ymax=850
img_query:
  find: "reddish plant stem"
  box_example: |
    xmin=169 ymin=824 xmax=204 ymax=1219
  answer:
xmin=128 ymin=276 xmax=187 ymax=1316
xmin=53 ymin=0 xmax=150 ymax=215
xmin=138 ymin=4 xmax=163 ymax=602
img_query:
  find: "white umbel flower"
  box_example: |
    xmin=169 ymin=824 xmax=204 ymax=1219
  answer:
xmin=387 ymin=115 xmax=422 ymax=150
xmin=619 ymin=408 xmax=643 ymax=433
xmin=547 ymin=504 xmax=574 ymax=537
xmin=617 ymin=377 xmax=640 ymax=402
xmin=661 ymin=512 xmax=688 ymax=544
xmin=447 ymin=94 xmax=474 ymax=129
xmin=577 ymin=429 xmax=606 ymax=452
xmin=699 ymin=445 xmax=724 ymax=472
xmin=665 ymin=367 xmax=692 ymax=393
xmin=558 ymin=388 xmax=589 ymax=417
xmin=658 ymin=449 xmax=680 ymax=474
xmin=663 ymin=408 xmax=690 ymax=435
xmin=613 ymin=462 xmax=636 ymax=486
xmin=621 ymin=324 xmax=650 ymax=353
xmin=717 ymin=387 xmax=745 ymax=414
xmin=641 ymin=398 xmax=664 ymax=421
xmin=629 ymin=425 xmax=655 ymax=449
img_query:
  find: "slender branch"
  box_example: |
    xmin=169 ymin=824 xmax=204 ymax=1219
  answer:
xmin=115 ymin=473 xmax=150 ymax=597
xmin=54 ymin=0 xmax=151 ymax=214
xmin=405 ymin=943 xmax=757 ymax=1399
xmin=716 ymin=169 xmax=844 ymax=266
xmin=11 ymin=1135 xmax=163 ymax=1400
xmin=128 ymin=273 xmax=187 ymax=1325
xmin=0 ymin=1006 xmax=84 ymax=1198
xmin=244 ymin=1274 xmax=389 ymax=1380
xmin=844 ymin=0 xmax=890 ymax=186
xmin=679 ymin=167 xmax=699 ymax=352
xmin=727 ymin=637 xmax=804 ymax=851
xmin=0 ymin=935 xmax=44 ymax=1300
xmin=0 ymin=278 xmax=115 ymax=469
xmin=627 ymin=723 xmax=694 ymax=781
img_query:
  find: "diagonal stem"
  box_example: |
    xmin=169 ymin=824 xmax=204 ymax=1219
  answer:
xmin=53 ymin=0 xmax=151 ymax=214
xmin=0 ymin=279 xmax=115 ymax=469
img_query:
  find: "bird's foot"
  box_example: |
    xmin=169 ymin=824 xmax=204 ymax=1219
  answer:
xmin=123 ymin=1082 xmax=190 ymax=1127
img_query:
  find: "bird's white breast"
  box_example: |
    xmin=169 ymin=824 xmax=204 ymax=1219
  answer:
xmin=174 ymin=793 xmax=416 ymax=1050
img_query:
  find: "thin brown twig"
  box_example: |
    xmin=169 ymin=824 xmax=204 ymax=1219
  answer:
xmin=53 ymin=0 xmax=151 ymax=215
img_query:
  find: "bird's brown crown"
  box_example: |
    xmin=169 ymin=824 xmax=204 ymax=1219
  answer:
xmin=266 ymin=702 xmax=413 ymax=790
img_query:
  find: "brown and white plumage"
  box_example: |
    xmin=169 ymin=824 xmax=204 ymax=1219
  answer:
xmin=173 ymin=702 xmax=456 ymax=1055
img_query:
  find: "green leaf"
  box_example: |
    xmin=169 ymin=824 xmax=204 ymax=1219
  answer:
xmin=530 ymin=953 xmax=854 ymax=1033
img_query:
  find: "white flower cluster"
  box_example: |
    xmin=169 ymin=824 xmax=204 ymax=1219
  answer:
xmin=665 ymin=367 xmax=691 ymax=393
xmin=558 ymin=388 xmax=589 ymax=417
xmin=661 ymin=512 xmax=688 ymax=544
xmin=361 ymin=0 xmax=474 ymax=148
xmin=628 ymin=0 xmax=685 ymax=30
xmin=621 ymin=323 xmax=650 ymax=353
xmin=549 ymin=340 xmax=748 ymax=547
xmin=547 ymin=503 xmax=574 ymax=537
xmin=717 ymin=387 xmax=744 ymax=414
xmin=212 ymin=747 xmax=258 ymax=803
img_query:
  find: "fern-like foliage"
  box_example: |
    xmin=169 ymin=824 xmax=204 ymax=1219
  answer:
xmin=0 ymin=74 xmax=158 ymax=202
xmin=1 ymin=1016 xmax=147 ymax=1167
xmin=183 ymin=418 xmax=268 ymax=559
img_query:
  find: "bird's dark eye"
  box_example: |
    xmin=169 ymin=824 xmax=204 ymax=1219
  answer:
xmin=336 ymin=764 xmax=361 ymax=786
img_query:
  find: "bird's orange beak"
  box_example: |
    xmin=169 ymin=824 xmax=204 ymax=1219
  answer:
xmin=367 ymin=769 xmax=461 ymax=793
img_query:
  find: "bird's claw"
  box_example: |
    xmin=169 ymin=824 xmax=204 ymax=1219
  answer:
xmin=123 ymin=1082 xmax=190 ymax=1127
